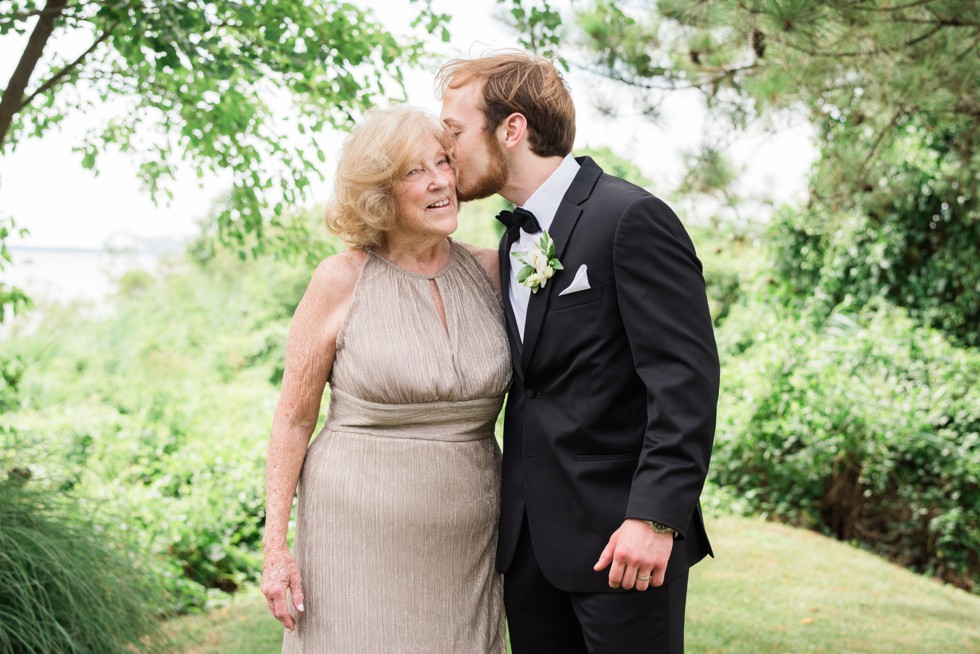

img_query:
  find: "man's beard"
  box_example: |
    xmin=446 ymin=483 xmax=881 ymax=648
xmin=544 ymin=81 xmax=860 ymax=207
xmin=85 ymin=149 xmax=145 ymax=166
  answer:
xmin=457 ymin=131 xmax=508 ymax=202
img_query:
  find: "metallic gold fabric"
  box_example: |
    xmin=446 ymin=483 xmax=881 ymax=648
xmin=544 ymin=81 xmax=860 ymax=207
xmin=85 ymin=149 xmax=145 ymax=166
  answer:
xmin=282 ymin=241 xmax=511 ymax=653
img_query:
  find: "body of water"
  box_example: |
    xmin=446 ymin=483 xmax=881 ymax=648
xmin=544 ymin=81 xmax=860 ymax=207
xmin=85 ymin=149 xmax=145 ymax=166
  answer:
xmin=2 ymin=240 xmax=186 ymax=337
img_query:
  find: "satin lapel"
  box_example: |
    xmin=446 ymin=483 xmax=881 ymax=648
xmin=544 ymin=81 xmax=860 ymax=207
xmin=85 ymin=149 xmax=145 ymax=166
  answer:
xmin=498 ymin=232 xmax=524 ymax=383
xmin=520 ymin=157 xmax=603 ymax=371
xmin=520 ymin=200 xmax=582 ymax=370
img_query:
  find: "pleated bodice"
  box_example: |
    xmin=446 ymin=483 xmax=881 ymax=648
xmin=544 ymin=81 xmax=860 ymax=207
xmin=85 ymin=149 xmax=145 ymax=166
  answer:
xmin=329 ymin=240 xmax=511 ymax=409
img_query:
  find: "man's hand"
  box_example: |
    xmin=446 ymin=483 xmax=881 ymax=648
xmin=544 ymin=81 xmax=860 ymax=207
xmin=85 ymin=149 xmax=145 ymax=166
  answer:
xmin=593 ymin=518 xmax=673 ymax=591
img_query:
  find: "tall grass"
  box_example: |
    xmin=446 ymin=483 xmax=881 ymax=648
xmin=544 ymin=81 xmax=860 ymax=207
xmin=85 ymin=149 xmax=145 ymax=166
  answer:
xmin=0 ymin=479 xmax=170 ymax=654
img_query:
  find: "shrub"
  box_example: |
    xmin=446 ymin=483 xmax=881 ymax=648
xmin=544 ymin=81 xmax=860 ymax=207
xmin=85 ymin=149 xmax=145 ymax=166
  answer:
xmin=713 ymin=299 xmax=980 ymax=591
xmin=4 ymin=250 xmax=308 ymax=612
xmin=689 ymin=223 xmax=766 ymax=327
xmin=769 ymin=121 xmax=979 ymax=347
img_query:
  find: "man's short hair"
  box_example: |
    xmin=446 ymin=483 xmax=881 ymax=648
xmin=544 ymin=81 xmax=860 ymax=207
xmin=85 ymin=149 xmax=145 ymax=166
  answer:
xmin=437 ymin=50 xmax=575 ymax=158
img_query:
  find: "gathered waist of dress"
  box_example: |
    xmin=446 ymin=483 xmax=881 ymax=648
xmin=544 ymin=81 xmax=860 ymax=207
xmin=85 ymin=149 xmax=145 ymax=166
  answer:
xmin=324 ymin=388 xmax=504 ymax=442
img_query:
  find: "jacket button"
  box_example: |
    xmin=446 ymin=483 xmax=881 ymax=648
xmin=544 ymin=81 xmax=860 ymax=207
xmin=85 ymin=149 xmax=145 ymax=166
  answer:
xmin=525 ymin=389 xmax=537 ymax=399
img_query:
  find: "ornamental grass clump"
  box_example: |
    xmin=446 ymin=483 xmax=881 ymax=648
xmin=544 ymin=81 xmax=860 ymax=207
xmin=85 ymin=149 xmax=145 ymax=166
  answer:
xmin=0 ymin=477 xmax=171 ymax=654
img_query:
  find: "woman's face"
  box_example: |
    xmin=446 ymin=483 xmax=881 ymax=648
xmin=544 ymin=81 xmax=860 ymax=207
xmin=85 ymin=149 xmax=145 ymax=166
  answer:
xmin=391 ymin=134 xmax=458 ymax=242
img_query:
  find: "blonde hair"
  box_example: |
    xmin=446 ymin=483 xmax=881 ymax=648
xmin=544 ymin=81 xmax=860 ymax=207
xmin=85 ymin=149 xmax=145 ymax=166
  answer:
xmin=324 ymin=106 xmax=452 ymax=249
xmin=436 ymin=50 xmax=575 ymax=158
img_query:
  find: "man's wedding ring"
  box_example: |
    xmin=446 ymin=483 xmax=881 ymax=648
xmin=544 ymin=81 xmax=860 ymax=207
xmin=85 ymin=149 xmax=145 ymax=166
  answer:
xmin=637 ymin=575 xmax=651 ymax=581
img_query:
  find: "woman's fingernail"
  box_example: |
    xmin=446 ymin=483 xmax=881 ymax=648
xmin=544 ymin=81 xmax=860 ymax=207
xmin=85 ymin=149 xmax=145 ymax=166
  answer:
xmin=297 ymin=603 xmax=305 ymax=612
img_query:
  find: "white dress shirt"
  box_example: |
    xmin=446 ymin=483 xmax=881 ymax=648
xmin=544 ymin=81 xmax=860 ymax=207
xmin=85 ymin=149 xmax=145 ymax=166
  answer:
xmin=508 ymin=154 xmax=581 ymax=341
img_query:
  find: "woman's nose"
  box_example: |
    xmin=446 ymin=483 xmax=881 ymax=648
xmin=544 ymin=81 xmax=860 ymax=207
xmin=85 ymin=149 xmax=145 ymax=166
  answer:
xmin=429 ymin=168 xmax=450 ymax=188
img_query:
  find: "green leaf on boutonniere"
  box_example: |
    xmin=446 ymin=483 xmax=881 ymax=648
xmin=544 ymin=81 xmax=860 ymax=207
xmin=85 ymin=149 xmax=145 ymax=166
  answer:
xmin=511 ymin=228 xmax=563 ymax=294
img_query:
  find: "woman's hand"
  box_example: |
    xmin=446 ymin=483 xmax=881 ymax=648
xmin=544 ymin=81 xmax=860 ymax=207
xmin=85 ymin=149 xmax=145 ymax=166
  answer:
xmin=261 ymin=546 xmax=305 ymax=631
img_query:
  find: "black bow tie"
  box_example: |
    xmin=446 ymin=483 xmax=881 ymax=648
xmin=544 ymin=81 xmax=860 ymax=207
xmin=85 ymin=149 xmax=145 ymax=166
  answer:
xmin=496 ymin=207 xmax=541 ymax=237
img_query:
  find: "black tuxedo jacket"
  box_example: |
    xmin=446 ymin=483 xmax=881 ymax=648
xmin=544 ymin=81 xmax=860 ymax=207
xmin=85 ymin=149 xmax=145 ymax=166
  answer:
xmin=496 ymin=157 xmax=719 ymax=593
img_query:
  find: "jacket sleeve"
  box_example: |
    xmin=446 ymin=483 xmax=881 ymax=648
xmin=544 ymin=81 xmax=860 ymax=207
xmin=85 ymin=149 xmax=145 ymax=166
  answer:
xmin=612 ymin=194 xmax=720 ymax=537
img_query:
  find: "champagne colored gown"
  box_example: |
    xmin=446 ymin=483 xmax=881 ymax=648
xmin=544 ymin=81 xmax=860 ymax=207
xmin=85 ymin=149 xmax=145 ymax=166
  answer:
xmin=282 ymin=241 xmax=511 ymax=653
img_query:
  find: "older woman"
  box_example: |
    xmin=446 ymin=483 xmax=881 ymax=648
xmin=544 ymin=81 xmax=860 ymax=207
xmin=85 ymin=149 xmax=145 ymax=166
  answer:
xmin=260 ymin=106 xmax=510 ymax=653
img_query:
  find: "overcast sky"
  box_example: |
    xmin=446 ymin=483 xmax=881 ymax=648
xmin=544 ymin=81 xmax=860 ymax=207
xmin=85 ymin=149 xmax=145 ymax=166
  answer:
xmin=0 ymin=0 xmax=816 ymax=250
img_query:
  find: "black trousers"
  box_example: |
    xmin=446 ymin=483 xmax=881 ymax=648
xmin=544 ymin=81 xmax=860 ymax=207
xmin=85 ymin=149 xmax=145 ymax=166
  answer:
xmin=504 ymin=515 xmax=689 ymax=654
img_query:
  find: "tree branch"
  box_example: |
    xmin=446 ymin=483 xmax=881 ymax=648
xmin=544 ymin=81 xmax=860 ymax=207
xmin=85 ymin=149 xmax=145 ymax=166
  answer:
xmin=858 ymin=107 xmax=910 ymax=177
xmin=0 ymin=0 xmax=68 ymax=149
xmin=786 ymin=24 xmax=946 ymax=58
xmin=571 ymin=57 xmax=757 ymax=94
xmin=18 ymin=20 xmax=119 ymax=111
xmin=570 ymin=61 xmax=691 ymax=91
xmin=851 ymin=0 xmax=939 ymax=11
xmin=886 ymin=18 xmax=980 ymax=27
xmin=0 ymin=4 xmax=71 ymax=26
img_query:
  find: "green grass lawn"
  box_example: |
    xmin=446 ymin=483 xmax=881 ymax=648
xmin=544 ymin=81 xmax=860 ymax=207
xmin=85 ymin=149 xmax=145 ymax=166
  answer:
xmin=167 ymin=516 xmax=980 ymax=653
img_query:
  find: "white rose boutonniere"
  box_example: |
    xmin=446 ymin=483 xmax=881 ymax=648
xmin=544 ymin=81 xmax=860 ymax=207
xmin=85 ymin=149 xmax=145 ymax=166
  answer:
xmin=512 ymin=231 xmax=563 ymax=294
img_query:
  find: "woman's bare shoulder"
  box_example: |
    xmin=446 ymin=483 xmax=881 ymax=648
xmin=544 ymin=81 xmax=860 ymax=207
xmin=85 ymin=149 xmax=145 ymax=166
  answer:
xmin=308 ymin=249 xmax=367 ymax=296
xmin=295 ymin=248 xmax=368 ymax=321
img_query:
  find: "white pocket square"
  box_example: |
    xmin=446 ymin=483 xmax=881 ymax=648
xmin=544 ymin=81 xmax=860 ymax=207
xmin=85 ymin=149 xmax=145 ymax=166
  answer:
xmin=558 ymin=264 xmax=591 ymax=296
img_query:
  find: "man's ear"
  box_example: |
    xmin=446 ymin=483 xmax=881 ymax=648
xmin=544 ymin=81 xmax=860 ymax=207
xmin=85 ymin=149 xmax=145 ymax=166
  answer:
xmin=497 ymin=113 xmax=528 ymax=151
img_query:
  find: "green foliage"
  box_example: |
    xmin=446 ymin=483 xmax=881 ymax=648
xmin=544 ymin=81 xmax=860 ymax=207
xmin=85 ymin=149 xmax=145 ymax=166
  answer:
xmin=575 ymin=1 xmax=663 ymax=80
xmin=115 ymin=268 xmax=156 ymax=299
xmin=0 ymin=216 xmax=30 ymax=325
xmin=4 ymin=245 xmax=316 ymax=612
xmin=496 ymin=0 xmax=564 ymax=61
xmin=0 ymin=215 xmax=30 ymax=433
xmin=574 ymin=0 xmax=979 ymax=132
xmin=771 ymin=118 xmax=979 ymax=346
xmin=578 ymin=145 xmax=654 ymax=189
xmin=0 ymin=480 xmax=171 ymax=653
xmin=676 ymin=144 xmax=737 ymax=202
xmin=689 ymin=222 xmax=764 ymax=326
xmin=1 ymin=0 xmax=449 ymax=254
xmin=713 ymin=298 xmax=980 ymax=591
xmin=566 ymin=1 xmax=980 ymax=344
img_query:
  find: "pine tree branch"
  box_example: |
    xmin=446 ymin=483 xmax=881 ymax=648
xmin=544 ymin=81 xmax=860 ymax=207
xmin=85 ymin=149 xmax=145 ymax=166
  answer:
xmin=570 ymin=61 xmax=693 ymax=91
xmin=851 ymin=0 xmax=940 ymax=11
xmin=571 ymin=58 xmax=757 ymax=94
xmin=17 ymin=20 xmax=119 ymax=112
xmin=887 ymin=18 xmax=980 ymax=27
xmin=786 ymin=23 xmax=945 ymax=58
xmin=858 ymin=107 xmax=910 ymax=177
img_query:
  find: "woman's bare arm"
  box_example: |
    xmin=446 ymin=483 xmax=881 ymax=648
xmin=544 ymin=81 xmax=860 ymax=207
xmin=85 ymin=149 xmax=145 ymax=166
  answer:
xmin=261 ymin=249 xmax=364 ymax=630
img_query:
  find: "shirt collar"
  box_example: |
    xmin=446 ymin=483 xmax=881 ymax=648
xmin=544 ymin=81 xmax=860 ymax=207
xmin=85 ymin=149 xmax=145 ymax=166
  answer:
xmin=520 ymin=154 xmax=580 ymax=233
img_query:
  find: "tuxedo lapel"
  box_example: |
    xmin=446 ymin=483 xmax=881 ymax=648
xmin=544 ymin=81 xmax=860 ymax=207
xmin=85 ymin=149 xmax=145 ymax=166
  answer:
xmin=520 ymin=157 xmax=603 ymax=370
xmin=498 ymin=232 xmax=525 ymax=383
xmin=520 ymin=200 xmax=581 ymax=370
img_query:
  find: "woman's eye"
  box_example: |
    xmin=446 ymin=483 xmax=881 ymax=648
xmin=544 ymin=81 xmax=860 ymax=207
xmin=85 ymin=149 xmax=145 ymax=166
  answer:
xmin=406 ymin=168 xmax=421 ymax=177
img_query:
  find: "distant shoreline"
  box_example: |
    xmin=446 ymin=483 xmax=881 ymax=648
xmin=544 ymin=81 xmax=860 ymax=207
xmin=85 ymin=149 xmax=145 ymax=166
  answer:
xmin=9 ymin=244 xmax=112 ymax=255
xmin=8 ymin=241 xmax=185 ymax=257
xmin=3 ymin=245 xmax=184 ymax=307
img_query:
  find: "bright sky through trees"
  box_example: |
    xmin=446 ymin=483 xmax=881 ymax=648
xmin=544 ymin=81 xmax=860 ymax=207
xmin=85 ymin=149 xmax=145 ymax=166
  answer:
xmin=0 ymin=0 xmax=814 ymax=251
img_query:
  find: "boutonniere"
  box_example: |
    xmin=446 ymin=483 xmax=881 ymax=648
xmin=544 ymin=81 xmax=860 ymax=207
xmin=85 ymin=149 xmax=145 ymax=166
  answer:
xmin=512 ymin=230 xmax=563 ymax=294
